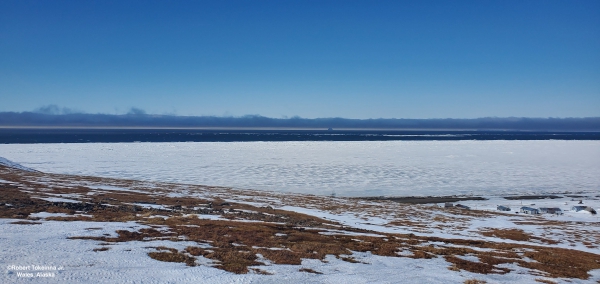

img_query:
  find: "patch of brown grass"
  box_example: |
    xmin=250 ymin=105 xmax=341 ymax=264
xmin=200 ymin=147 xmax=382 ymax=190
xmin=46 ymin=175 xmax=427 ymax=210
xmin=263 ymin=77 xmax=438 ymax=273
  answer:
xmin=153 ymin=246 xmax=178 ymax=253
xmin=521 ymin=249 xmax=600 ymax=279
xmin=339 ymin=256 xmax=361 ymax=263
xmin=299 ymin=268 xmax=322 ymax=274
xmin=445 ymin=255 xmax=510 ymax=275
xmin=257 ymin=249 xmax=302 ymax=265
xmin=186 ymin=246 xmax=262 ymax=273
xmin=480 ymin=228 xmax=560 ymax=245
xmin=464 ymin=280 xmax=487 ymax=284
xmin=481 ymin=228 xmax=532 ymax=242
xmin=10 ymin=220 xmax=41 ymax=225
xmin=93 ymin=247 xmax=110 ymax=252
xmin=147 ymin=250 xmax=196 ymax=267
xmin=47 ymin=216 xmax=94 ymax=221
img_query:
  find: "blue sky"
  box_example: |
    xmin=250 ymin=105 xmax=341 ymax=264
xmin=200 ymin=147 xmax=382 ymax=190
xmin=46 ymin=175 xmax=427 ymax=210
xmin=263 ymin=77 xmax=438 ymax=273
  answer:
xmin=1 ymin=0 xmax=598 ymax=119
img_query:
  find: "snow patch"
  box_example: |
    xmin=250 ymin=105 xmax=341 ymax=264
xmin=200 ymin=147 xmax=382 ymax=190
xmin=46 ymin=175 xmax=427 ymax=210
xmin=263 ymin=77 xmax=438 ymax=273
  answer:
xmin=0 ymin=156 xmax=38 ymax=172
xmin=34 ymin=197 xmax=81 ymax=203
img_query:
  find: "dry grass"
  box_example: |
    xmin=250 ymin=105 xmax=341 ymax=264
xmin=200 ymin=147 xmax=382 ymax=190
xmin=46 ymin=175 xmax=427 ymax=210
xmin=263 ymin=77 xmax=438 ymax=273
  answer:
xmin=256 ymin=249 xmax=304 ymax=265
xmin=445 ymin=256 xmax=510 ymax=275
xmin=521 ymin=249 xmax=600 ymax=279
xmin=480 ymin=228 xmax=559 ymax=244
xmin=93 ymin=247 xmax=110 ymax=252
xmin=464 ymin=280 xmax=487 ymax=284
xmin=299 ymin=268 xmax=322 ymax=274
xmin=338 ymin=256 xmax=362 ymax=263
xmin=186 ymin=246 xmax=262 ymax=273
xmin=10 ymin=220 xmax=41 ymax=225
xmin=147 ymin=249 xmax=196 ymax=267
xmin=151 ymin=246 xmax=178 ymax=253
xmin=480 ymin=228 xmax=532 ymax=241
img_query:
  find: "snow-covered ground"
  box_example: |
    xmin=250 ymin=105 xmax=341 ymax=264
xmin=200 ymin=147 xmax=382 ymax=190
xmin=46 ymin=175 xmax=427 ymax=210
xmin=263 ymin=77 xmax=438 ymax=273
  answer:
xmin=1 ymin=161 xmax=599 ymax=283
xmin=0 ymin=140 xmax=599 ymax=197
xmin=0 ymin=156 xmax=37 ymax=172
xmin=6 ymin=219 xmax=573 ymax=284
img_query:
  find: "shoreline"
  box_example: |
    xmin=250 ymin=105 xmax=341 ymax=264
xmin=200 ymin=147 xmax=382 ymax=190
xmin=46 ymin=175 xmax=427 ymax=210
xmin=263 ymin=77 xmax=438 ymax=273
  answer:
xmin=355 ymin=196 xmax=487 ymax=204
xmin=355 ymin=194 xmax=600 ymax=204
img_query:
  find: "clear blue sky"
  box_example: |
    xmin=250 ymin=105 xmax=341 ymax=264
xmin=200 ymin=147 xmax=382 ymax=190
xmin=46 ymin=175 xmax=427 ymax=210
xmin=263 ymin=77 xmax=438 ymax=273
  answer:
xmin=1 ymin=0 xmax=598 ymax=119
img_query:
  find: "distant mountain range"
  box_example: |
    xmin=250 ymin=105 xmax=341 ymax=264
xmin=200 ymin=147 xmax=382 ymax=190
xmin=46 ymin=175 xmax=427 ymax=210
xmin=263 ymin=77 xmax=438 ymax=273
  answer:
xmin=1 ymin=112 xmax=599 ymax=131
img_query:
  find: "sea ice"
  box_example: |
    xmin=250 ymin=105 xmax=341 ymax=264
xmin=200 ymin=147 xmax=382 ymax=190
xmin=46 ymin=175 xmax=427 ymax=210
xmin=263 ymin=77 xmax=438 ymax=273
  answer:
xmin=1 ymin=140 xmax=598 ymax=197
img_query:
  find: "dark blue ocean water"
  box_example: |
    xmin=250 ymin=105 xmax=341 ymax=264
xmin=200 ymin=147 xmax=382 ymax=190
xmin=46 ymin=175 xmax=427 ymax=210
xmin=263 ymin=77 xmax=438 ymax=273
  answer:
xmin=1 ymin=128 xmax=599 ymax=143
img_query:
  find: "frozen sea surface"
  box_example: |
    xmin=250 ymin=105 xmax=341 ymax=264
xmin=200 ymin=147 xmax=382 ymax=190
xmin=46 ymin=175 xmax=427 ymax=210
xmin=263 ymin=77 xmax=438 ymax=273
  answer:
xmin=0 ymin=141 xmax=598 ymax=197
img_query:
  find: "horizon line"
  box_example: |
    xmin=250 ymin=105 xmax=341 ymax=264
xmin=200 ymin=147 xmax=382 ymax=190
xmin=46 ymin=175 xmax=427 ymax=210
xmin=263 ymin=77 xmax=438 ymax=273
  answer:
xmin=2 ymin=110 xmax=600 ymax=120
